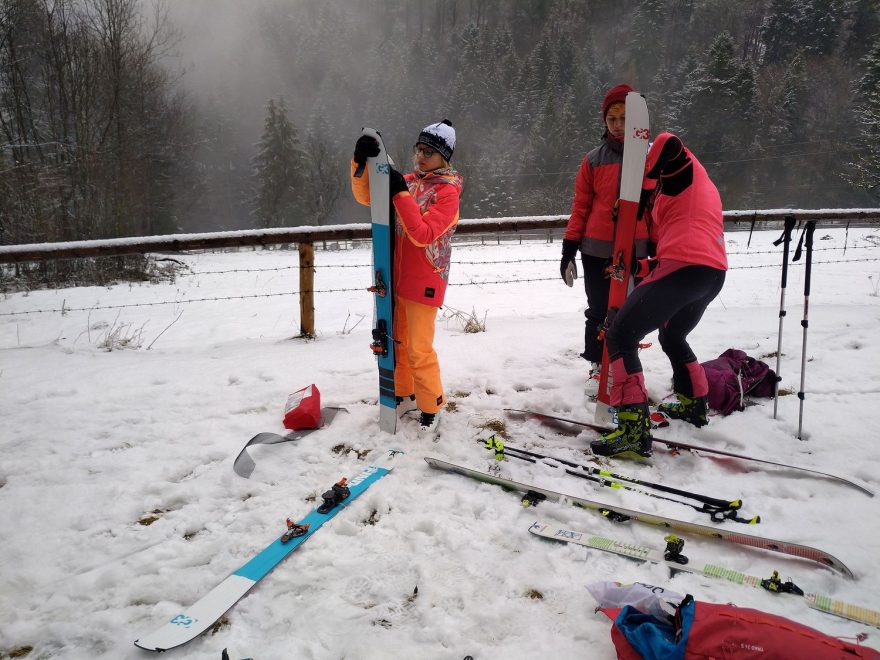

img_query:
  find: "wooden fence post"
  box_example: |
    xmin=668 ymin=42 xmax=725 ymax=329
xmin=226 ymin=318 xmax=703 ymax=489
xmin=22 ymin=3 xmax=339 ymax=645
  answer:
xmin=298 ymin=242 xmax=315 ymax=338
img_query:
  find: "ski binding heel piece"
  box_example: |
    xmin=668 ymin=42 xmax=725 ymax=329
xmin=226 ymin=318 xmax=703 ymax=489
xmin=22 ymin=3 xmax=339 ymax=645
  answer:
xmin=521 ymin=490 xmax=546 ymax=508
xmin=663 ymin=534 xmax=689 ymax=564
xmin=317 ymin=478 xmax=350 ymax=514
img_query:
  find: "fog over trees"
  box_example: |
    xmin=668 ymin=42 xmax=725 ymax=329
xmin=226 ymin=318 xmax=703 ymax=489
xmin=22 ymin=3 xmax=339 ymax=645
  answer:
xmin=2 ymin=0 xmax=879 ymax=244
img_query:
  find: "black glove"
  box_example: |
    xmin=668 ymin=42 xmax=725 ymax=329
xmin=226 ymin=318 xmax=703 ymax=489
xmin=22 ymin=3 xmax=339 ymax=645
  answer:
xmin=389 ymin=167 xmax=408 ymax=196
xmin=353 ymin=135 xmax=380 ymax=166
xmin=560 ymin=239 xmax=579 ymax=282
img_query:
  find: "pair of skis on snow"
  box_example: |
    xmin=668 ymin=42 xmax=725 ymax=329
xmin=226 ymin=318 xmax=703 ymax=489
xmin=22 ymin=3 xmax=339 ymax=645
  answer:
xmin=423 ymin=456 xmax=880 ymax=629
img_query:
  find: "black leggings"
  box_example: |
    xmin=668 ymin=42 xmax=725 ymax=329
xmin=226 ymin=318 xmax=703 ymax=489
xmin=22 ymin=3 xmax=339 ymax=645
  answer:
xmin=580 ymin=254 xmax=611 ymax=363
xmin=606 ymin=265 xmax=725 ymax=395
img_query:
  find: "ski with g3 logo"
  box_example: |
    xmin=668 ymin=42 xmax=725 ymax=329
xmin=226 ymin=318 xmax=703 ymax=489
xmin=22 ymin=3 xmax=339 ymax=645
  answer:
xmin=595 ymin=92 xmax=651 ymax=426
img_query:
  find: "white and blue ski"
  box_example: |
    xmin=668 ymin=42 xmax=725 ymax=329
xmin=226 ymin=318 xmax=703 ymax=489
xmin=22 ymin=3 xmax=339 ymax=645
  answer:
xmin=359 ymin=127 xmax=397 ymax=434
xmin=134 ymin=449 xmax=402 ymax=652
xmin=529 ymin=520 xmax=880 ymax=628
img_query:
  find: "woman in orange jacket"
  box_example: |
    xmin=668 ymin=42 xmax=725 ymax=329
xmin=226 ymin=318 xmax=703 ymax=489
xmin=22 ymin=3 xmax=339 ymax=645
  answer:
xmin=351 ymin=120 xmax=463 ymax=435
xmin=560 ymin=83 xmax=651 ymax=395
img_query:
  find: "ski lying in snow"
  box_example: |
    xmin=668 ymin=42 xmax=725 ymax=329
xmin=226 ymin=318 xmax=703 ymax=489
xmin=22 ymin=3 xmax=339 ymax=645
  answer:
xmin=135 ymin=449 xmax=402 ymax=652
xmin=529 ymin=520 xmax=879 ymax=628
xmin=358 ymin=127 xmax=397 ymax=435
xmin=504 ymin=408 xmax=874 ymax=497
xmin=423 ymin=456 xmax=853 ymax=577
xmin=596 ymin=91 xmax=651 ymax=427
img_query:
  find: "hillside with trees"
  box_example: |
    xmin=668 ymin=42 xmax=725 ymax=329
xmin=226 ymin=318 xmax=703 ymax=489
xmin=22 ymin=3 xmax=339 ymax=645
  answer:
xmin=2 ymin=0 xmax=879 ymax=244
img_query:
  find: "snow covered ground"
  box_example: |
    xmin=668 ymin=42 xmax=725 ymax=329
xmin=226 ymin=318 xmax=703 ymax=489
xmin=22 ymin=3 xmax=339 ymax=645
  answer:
xmin=1 ymin=226 xmax=879 ymax=659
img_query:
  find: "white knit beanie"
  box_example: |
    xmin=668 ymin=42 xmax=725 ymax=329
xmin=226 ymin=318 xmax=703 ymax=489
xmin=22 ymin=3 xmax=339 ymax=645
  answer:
xmin=417 ymin=119 xmax=456 ymax=161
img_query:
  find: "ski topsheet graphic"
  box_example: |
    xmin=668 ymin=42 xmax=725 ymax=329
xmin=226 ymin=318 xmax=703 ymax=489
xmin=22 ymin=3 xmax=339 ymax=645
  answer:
xmin=595 ymin=91 xmax=651 ymax=426
xmin=134 ymin=450 xmax=401 ymax=652
xmin=529 ymin=520 xmax=879 ymax=628
xmin=423 ymin=456 xmax=853 ymax=577
xmin=359 ymin=127 xmax=397 ymax=435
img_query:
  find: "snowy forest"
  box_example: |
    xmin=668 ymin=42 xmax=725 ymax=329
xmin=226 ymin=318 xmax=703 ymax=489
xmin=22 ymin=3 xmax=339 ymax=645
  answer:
xmin=2 ymin=0 xmax=880 ymax=246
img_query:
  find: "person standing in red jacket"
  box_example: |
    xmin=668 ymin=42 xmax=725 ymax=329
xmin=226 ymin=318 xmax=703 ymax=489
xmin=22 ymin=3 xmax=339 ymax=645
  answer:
xmin=351 ymin=120 xmax=463 ymax=435
xmin=591 ymin=132 xmax=727 ymax=458
xmin=560 ymin=83 xmax=651 ymax=395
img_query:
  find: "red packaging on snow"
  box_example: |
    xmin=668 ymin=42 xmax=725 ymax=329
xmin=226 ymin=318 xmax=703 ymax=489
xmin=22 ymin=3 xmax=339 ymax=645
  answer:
xmin=283 ymin=384 xmax=321 ymax=430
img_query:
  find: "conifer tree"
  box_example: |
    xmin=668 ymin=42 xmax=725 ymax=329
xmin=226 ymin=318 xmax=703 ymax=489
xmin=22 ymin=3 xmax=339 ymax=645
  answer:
xmin=252 ymin=97 xmax=307 ymax=228
xmin=849 ymin=41 xmax=880 ymax=199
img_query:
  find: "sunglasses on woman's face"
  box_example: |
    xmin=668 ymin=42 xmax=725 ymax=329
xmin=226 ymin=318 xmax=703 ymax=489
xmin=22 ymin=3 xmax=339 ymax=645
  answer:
xmin=413 ymin=144 xmax=436 ymax=158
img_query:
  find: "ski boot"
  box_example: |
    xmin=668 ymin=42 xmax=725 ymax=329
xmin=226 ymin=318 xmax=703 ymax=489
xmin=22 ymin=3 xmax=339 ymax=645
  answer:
xmin=590 ymin=403 xmax=653 ymax=458
xmin=418 ymin=410 xmax=441 ymax=436
xmin=585 ymin=362 xmax=601 ymax=400
xmin=396 ymin=394 xmax=418 ymax=417
xmin=657 ymin=393 xmax=709 ymax=428
xmin=317 ymin=478 xmax=350 ymax=514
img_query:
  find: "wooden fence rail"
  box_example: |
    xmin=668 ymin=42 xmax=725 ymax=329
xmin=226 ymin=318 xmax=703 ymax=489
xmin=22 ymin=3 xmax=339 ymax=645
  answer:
xmin=2 ymin=209 xmax=879 ymax=336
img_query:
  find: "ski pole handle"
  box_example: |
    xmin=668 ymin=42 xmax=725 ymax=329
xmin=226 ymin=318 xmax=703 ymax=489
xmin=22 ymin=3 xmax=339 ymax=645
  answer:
xmin=802 ymin=221 xmax=816 ymax=298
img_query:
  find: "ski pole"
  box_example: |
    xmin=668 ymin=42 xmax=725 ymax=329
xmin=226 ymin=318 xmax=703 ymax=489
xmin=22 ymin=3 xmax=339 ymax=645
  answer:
xmin=793 ymin=221 xmax=817 ymax=439
xmin=498 ymin=441 xmax=759 ymax=524
xmin=481 ymin=436 xmax=759 ymax=524
xmin=771 ymin=215 xmax=797 ymax=419
xmin=481 ymin=436 xmax=740 ymax=510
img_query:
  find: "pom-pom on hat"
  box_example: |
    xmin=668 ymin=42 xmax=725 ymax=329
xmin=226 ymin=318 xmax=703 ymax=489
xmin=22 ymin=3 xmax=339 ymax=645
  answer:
xmin=417 ymin=119 xmax=456 ymax=161
xmin=602 ymin=83 xmax=633 ymax=119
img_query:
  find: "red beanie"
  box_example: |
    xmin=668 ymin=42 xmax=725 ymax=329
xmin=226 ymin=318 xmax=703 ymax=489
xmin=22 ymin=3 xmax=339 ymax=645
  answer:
xmin=602 ymin=83 xmax=633 ymax=119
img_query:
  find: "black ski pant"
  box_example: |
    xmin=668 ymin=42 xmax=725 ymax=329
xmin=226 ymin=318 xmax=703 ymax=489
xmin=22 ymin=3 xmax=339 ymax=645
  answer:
xmin=580 ymin=254 xmax=611 ymax=363
xmin=606 ymin=265 xmax=726 ymax=397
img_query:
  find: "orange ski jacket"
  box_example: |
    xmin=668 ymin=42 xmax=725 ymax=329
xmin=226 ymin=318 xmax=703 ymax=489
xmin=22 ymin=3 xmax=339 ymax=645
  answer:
xmin=351 ymin=162 xmax=463 ymax=307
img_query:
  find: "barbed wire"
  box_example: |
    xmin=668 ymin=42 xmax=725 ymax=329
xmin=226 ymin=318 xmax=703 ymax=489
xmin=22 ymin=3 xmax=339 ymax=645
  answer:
xmin=3 ymin=257 xmax=879 ymax=317
xmin=174 ymin=244 xmax=880 ymax=276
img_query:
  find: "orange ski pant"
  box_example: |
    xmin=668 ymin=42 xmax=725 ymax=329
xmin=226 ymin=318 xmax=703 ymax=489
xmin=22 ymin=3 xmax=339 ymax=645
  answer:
xmin=394 ymin=297 xmax=445 ymax=414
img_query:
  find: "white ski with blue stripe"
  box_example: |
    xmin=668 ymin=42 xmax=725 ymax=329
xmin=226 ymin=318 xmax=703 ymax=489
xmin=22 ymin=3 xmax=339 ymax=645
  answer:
xmin=134 ymin=449 xmax=401 ymax=652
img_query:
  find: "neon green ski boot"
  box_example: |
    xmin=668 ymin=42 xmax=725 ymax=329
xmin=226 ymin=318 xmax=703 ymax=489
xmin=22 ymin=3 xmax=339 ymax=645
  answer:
xmin=657 ymin=393 xmax=709 ymax=428
xmin=590 ymin=403 xmax=653 ymax=458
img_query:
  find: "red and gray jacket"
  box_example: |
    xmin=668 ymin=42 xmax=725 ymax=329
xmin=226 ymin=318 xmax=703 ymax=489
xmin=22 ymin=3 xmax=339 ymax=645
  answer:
xmin=351 ymin=163 xmax=463 ymax=307
xmin=564 ymin=136 xmax=650 ymax=258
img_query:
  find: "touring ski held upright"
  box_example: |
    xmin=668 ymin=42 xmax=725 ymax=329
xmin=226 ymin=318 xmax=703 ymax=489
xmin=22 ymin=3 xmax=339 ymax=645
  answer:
xmin=423 ymin=456 xmax=853 ymax=577
xmin=596 ymin=91 xmax=651 ymax=426
xmin=358 ymin=127 xmax=397 ymax=434
xmin=134 ymin=450 xmax=402 ymax=652
xmin=529 ymin=520 xmax=879 ymax=628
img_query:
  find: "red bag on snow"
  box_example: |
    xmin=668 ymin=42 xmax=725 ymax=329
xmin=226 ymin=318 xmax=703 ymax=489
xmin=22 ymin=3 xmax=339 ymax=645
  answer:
xmin=283 ymin=384 xmax=321 ymax=430
xmin=600 ymin=596 xmax=879 ymax=660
